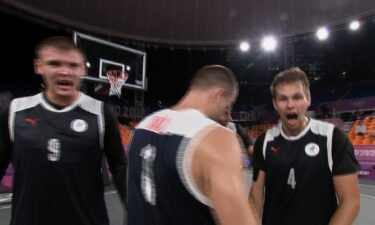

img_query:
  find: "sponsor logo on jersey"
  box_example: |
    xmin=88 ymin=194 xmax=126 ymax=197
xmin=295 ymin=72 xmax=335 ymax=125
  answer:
xmin=305 ymin=142 xmax=320 ymax=157
xmin=146 ymin=116 xmax=170 ymax=133
xmin=271 ymin=146 xmax=280 ymax=153
xmin=70 ymin=119 xmax=88 ymax=132
xmin=24 ymin=118 xmax=39 ymax=126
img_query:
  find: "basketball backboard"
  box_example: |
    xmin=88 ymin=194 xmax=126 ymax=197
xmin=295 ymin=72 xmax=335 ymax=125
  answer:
xmin=73 ymin=31 xmax=147 ymax=90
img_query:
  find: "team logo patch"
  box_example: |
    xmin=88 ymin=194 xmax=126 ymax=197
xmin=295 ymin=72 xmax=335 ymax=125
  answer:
xmin=305 ymin=142 xmax=319 ymax=157
xmin=70 ymin=119 xmax=88 ymax=132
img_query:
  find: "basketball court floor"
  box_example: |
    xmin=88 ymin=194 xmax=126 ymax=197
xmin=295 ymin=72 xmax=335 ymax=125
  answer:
xmin=1 ymin=171 xmax=374 ymax=225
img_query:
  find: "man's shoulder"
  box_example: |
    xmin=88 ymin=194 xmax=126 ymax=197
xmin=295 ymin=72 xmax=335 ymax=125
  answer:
xmin=79 ymin=92 xmax=102 ymax=104
xmin=136 ymin=109 xmax=169 ymax=128
xmin=192 ymin=126 xmax=239 ymax=178
xmin=309 ymin=118 xmax=335 ymax=136
xmin=11 ymin=93 xmax=41 ymax=102
xmin=10 ymin=93 xmax=42 ymax=112
xmin=78 ymin=93 xmax=104 ymax=114
xmin=310 ymin=118 xmax=335 ymax=126
xmin=198 ymin=126 xmax=237 ymax=151
xmin=137 ymin=109 xmax=218 ymax=138
xmin=263 ymin=124 xmax=281 ymax=140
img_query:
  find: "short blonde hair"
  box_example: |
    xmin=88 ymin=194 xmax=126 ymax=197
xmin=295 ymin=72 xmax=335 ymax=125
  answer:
xmin=190 ymin=65 xmax=238 ymax=97
xmin=270 ymin=67 xmax=310 ymax=98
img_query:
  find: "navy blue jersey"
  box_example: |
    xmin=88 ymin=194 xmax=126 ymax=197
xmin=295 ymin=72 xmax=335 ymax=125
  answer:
xmin=252 ymin=118 xmax=360 ymax=225
xmin=128 ymin=109 xmax=219 ymax=225
xmin=0 ymin=93 xmax=126 ymax=225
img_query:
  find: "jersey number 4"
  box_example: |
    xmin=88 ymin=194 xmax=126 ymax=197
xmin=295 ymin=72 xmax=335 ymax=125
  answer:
xmin=287 ymin=168 xmax=296 ymax=189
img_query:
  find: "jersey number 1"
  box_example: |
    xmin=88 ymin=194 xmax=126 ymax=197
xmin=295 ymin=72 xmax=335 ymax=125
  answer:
xmin=140 ymin=144 xmax=157 ymax=205
xmin=287 ymin=168 xmax=296 ymax=189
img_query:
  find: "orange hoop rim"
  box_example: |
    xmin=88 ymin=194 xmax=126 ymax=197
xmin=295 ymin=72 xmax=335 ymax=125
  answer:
xmin=106 ymin=69 xmax=128 ymax=83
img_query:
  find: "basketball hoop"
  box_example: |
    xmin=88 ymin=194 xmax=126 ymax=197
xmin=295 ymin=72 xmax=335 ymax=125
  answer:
xmin=106 ymin=70 xmax=128 ymax=97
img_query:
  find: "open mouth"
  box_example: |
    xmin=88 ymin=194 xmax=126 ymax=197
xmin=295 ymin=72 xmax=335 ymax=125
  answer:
xmin=56 ymin=80 xmax=74 ymax=87
xmin=286 ymin=113 xmax=298 ymax=120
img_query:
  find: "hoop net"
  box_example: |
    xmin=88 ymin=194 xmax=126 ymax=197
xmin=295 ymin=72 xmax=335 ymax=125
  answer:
xmin=106 ymin=70 xmax=128 ymax=97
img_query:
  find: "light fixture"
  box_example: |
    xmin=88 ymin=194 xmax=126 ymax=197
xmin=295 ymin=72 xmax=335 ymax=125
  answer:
xmin=239 ymin=42 xmax=250 ymax=52
xmin=261 ymin=36 xmax=277 ymax=52
xmin=349 ymin=21 xmax=360 ymax=31
xmin=316 ymin=27 xmax=329 ymax=41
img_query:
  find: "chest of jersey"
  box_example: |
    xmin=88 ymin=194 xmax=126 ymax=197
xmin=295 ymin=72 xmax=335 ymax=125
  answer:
xmin=265 ymin=131 xmax=329 ymax=174
xmin=12 ymin=105 xmax=101 ymax=164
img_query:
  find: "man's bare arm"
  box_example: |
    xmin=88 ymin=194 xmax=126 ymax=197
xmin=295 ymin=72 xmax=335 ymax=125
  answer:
xmin=198 ymin=127 xmax=257 ymax=225
xmin=248 ymin=170 xmax=265 ymax=223
xmin=329 ymin=173 xmax=360 ymax=225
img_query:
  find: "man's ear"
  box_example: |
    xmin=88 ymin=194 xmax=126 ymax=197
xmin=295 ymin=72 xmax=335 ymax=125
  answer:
xmin=306 ymin=95 xmax=311 ymax=108
xmin=210 ymin=87 xmax=226 ymax=102
xmin=33 ymin=59 xmax=42 ymax=75
xmin=272 ymin=98 xmax=277 ymax=110
xmin=83 ymin=61 xmax=88 ymax=74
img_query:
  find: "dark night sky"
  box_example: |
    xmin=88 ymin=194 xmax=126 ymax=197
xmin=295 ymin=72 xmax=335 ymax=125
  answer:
xmin=1 ymin=9 xmax=375 ymax=112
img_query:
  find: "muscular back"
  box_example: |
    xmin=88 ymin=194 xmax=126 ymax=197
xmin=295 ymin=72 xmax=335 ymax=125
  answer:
xmin=127 ymin=109 xmax=218 ymax=225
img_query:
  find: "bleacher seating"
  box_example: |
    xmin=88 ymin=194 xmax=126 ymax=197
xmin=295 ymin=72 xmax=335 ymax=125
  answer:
xmin=248 ymin=117 xmax=375 ymax=146
xmin=348 ymin=116 xmax=375 ymax=145
xmin=247 ymin=123 xmax=276 ymax=140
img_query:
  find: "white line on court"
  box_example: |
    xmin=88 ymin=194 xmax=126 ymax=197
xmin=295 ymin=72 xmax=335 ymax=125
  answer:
xmin=0 ymin=191 xmax=119 ymax=210
xmin=359 ymin=184 xmax=375 ymax=188
xmin=0 ymin=205 xmax=11 ymax=210
xmin=360 ymin=194 xmax=375 ymax=199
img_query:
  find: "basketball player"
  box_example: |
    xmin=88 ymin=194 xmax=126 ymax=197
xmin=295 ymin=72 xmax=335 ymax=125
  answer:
xmin=249 ymin=67 xmax=360 ymax=225
xmin=0 ymin=36 xmax=126 ymax=225
xmin=127 ymin=65 xmax=257 ymax=225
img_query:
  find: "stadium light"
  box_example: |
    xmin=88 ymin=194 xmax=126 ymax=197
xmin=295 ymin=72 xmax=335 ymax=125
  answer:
xmin=239 ymin=42 xmax=250 ymax=52
xmin=261 ymin=36 xmax=277 ymax=52
xmin=349 ymin=21 xmax=360 ymax=31
xmin=316 ymin=27 xmax=329 ymax=41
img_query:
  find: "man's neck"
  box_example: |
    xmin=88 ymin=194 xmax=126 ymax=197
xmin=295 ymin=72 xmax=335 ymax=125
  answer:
xmin=283 ymin=116 xmax=310 ymax=137
xmin=43 ymin=91 xmax=80 ymax=108
xmin=172 ymin=92 xmax=206 ymax=112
